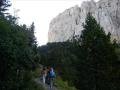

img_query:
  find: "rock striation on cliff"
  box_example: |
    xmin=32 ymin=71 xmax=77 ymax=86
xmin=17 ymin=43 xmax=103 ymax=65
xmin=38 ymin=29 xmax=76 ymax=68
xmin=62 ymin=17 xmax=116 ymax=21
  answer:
xmin=48 ymin=0 xmax=120 ymax=43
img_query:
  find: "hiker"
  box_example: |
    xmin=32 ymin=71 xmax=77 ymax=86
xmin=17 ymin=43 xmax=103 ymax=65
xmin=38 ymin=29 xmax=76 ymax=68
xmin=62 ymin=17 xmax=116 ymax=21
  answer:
xmin=41 ymin=67 xmax=47 ymax=84
xmin=45 ymin=67 xmax=50 ymax=85
xmin=48 ymin=67 xmax=55 ymax=90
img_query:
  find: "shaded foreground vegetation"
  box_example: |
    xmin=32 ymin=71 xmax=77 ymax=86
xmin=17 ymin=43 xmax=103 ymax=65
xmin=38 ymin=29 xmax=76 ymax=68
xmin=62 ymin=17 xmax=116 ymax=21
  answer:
xmin=0 ymin=0 xmax=43 ymax=89
xmin=0 ymin=11 xmax=43 ymax=90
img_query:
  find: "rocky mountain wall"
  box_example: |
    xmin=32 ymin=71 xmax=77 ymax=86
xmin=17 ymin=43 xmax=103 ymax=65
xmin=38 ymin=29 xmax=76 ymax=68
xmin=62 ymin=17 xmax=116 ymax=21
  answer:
xmin=48 ymin=0 xmax=120 ymax=42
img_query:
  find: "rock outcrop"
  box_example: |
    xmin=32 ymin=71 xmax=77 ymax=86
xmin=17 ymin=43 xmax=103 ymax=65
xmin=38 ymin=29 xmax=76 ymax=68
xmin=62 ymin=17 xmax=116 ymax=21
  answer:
xmin=48 ymin=0 xmax=120 ymax=42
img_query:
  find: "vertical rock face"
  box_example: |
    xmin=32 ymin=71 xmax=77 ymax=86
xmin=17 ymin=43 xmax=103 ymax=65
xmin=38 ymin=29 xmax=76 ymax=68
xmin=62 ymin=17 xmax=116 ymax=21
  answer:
xmin=48 ymin=0 xmax=120 ymax=42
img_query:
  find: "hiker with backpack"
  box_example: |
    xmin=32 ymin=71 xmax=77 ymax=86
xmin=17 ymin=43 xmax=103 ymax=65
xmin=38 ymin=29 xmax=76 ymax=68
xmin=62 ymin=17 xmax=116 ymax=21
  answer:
xmin=48 ymin=67 xmax=55 ymax=90
xmin=45 ymin=66 xmax=50 ymax=85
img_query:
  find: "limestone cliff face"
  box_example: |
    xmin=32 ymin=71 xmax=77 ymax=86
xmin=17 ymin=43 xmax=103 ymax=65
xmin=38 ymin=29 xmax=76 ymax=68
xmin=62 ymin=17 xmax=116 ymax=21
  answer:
xmin=48 ymin=0 xmax=120 ymax=42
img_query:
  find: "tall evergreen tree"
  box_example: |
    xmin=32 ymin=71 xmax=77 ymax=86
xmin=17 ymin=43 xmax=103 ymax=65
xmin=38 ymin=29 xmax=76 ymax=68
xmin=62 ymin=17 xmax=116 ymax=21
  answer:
xmin=0 ymin=11 xmax=41 ymax=90
xmin=0 ymin=0 xmax=11 ymax=16
xmin=80 ymin=13 xmax=118 ymax=90
xmin=29 ymin=22 xmax=36 ymax=45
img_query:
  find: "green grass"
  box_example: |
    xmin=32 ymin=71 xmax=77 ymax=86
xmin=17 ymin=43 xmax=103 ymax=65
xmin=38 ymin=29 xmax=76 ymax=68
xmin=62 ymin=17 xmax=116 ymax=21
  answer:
xmin=54 ymin=76 xmax=77 ymax=90
xmin=25 ymin=80 xmax=45 ymax=90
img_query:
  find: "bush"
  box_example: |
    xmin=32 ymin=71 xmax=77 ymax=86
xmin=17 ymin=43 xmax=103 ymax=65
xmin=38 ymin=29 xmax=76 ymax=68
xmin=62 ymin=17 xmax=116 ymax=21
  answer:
xmin=54 ymin=76 xmax=77 ymax=90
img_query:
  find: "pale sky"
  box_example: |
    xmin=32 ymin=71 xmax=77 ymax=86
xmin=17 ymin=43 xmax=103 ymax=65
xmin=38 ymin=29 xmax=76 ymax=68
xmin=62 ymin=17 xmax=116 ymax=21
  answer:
xmin=9 ymin=0 xmax=99 ymax=46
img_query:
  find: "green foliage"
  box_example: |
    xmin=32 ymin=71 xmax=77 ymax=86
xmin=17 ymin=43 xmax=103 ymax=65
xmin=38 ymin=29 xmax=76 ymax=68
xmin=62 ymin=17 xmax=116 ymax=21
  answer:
xmin=32 ymin=65 xmax=41 ymax=78
xmin=116 ymin=48 xmax=120 ymax=60
xmin=54 ymin=76 xmax=77 ymax=90
xmin=80 ymin=13 xmax=119 ymax=90
xmin=39 ymin=42 xmax=82 ymax=89
xmin=0 ymin=0 xmax=11 ymax=16
xmin=0 ymin=14 xmax=41 ymax=90
xmin=17 ymin=71 xmax=45 ymax=90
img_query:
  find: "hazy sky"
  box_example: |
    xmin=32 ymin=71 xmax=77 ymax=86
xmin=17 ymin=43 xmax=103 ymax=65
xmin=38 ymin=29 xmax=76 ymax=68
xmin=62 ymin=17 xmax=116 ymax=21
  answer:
xmin=9 ymin=0 xmax=99 ymax=46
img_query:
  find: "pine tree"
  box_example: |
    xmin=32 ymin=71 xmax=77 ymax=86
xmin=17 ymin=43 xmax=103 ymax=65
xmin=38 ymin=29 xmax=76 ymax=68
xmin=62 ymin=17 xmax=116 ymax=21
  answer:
xmin=0 ymin=0 xmax=11 ymax=16
xmin=29 ymin=22 xmax=36 ymax=45
xmin=80 ymin=13 xmax=118 ymax=89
